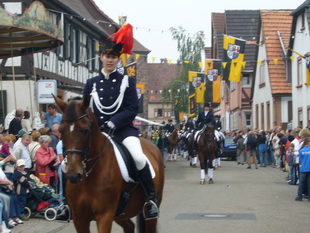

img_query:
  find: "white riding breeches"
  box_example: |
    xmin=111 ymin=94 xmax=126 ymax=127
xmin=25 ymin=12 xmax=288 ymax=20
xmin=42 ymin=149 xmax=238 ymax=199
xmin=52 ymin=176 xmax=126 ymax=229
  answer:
xmin=122 ymin=136 xmax=147 ymax=170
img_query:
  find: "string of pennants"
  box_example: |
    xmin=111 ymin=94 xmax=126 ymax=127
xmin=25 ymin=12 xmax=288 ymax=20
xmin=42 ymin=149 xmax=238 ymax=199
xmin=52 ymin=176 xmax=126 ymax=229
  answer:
xmin=122 ymin=53 xmax=296 ymax=66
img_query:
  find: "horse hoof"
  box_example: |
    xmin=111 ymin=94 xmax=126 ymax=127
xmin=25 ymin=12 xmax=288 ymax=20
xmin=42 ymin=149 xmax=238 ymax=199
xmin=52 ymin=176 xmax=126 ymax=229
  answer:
xmin=209 ymin=179 xmax=214 ymax=184
xmin=200 ymin=179 xmax=206 ymax=185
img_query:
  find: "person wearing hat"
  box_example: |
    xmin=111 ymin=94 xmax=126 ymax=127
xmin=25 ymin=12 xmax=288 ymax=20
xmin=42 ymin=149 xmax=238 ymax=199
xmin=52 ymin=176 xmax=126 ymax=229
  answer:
xmin=164 ymin=119 xmax=175 ymax=134
xmin=195 ymin=103 xmax=214 ymax=130
xmin=12 ymin=159 xmax=31 ymax=221
xmin=12 ymin=129 xmax=27 ymax=150
xmin=83 ymin=24 xmax=159 ymax=220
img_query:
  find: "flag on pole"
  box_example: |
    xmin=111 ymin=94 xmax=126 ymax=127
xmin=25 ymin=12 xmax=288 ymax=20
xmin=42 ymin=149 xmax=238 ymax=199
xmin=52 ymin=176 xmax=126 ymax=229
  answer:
xmin=223 ymin=35 xmax=246 ymax=82
xmin=306 ymin=56 xmax=310 ymax=86
xmin=188 ymin=71 xmax=204 ymax=103
xmin=204 ymin=59 xmax=222 ymax=103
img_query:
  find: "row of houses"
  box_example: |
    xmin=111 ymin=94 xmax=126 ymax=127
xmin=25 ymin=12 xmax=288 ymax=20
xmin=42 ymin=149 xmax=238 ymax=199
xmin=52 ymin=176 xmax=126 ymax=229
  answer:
xmin=1 ymin=0 xmax=309 ymax=131
xmin=211 ymin=1 xmax=310 ymax=131
xmin=0 ymin=0 xmax=156 ymax=127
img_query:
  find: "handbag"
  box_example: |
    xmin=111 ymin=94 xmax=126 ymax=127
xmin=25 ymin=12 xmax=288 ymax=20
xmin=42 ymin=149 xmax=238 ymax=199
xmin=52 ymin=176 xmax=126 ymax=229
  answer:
xmin=48 ymin=160 xmax=57 ymax=171
xmin=47 ymin=147 xmax=57 ymax=171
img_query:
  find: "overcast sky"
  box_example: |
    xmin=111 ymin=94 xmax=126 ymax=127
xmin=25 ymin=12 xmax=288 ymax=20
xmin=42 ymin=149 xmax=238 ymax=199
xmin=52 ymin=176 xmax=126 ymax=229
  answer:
xmin=93 ymin=0 xmax=306 ymax=63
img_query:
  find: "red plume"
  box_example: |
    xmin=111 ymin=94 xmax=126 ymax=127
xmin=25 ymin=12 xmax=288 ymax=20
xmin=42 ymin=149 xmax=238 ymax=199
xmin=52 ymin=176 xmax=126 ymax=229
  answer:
xmin=108 ymin=24 xmax=133 ymax=54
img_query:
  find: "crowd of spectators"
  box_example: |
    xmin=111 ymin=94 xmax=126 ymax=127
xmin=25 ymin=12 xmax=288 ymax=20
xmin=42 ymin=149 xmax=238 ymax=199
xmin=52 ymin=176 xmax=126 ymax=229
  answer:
xmin=0 ymin=106 xmax=63 ymax=232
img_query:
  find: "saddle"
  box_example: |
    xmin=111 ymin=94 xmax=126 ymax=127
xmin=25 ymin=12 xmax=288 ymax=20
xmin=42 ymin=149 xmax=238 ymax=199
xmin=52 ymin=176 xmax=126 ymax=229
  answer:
xmin=102 ymin=132 xmax=156 ymax=219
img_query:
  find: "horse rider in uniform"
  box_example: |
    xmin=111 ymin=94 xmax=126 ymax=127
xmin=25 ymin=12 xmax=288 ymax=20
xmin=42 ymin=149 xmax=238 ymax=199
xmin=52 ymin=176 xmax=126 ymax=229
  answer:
xmin=213 ymin=114 xmax=225 ymax=167
xmin=83 ymin=24 xmax=158 ymax=220
xmin=164 ymin=119 xmax=175 ymax=135
xmin=195 ymin=103 xmax=214 ymax=129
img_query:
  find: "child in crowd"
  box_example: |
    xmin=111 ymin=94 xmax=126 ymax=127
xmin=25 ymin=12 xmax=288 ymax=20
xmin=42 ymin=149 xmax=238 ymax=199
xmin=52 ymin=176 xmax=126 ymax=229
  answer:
xmin=287 ymin=143 xmax=297 ymax=185
xmin=12 ymin=159 xmax=32 ymax=220
xmin=0 ymin=136 xmax=14 ymax=160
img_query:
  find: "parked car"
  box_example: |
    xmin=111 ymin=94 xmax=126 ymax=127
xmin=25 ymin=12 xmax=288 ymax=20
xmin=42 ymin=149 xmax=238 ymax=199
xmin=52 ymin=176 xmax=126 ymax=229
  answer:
xmin=220 ymin=135 xmax=237 ymax=160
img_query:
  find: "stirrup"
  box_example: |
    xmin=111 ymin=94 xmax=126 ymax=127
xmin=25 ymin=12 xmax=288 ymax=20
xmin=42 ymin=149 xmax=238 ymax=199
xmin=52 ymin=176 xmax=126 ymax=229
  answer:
xmin=143 ymin=200 xmax=159 ymax=220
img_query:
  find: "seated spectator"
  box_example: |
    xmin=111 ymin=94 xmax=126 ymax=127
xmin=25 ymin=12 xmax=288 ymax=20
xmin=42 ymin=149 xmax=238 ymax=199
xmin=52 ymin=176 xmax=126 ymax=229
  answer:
xmin=0 ymin=166 xmax=23 ymax=226
xmin=12 ymin=159 xmax=31 ymax=220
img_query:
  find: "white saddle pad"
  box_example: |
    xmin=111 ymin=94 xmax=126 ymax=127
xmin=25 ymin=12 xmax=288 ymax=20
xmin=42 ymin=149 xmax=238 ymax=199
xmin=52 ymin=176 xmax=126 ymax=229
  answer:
xmin=103 ymin=132 xmax=156 ymax=183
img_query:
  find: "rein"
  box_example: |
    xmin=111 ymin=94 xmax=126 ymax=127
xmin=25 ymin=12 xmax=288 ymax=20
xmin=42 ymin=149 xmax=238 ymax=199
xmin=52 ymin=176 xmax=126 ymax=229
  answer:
xmin=63 ymin=110 xmax=111 ymax=177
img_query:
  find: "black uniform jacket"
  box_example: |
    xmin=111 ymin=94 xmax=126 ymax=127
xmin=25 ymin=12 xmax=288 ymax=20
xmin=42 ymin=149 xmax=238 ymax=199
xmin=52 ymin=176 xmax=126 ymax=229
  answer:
xmin=83 ymin=70 xmax=139 ymax=142
xmin=195 ymin=111 xmax=214 ymax=129
xmin=164 ymin=124 xmax=175 ymax=133
xmin=213 ymin=120 xmax=222 ymax=131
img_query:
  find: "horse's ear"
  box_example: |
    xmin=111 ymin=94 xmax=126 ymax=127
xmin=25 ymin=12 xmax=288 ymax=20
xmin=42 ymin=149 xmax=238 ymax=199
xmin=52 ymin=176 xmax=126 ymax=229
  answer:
xmin=53 ymin=94 xmax=67 ymax=113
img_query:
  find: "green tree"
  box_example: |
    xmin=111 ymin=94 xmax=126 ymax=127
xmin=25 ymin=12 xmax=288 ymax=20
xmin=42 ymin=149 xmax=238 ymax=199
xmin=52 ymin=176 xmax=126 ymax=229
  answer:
xmin=162 ymin=26 xmax=204 ymax=120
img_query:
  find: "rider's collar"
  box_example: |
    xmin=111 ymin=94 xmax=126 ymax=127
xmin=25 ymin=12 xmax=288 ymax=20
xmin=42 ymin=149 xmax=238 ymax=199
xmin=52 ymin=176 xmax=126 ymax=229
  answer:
xmin=101 ymin=68 xmax=116 ymax=80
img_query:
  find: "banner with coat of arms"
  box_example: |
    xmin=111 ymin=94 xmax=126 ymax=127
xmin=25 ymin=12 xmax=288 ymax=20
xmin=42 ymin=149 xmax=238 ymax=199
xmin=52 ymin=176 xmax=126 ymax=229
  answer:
xmin=188 ymin=71 xmax=204 ymax=103
xmin=223 ymin=35 xmax=246 ymax=82
xmin=204 ymin=59 xmax=222 ymax=103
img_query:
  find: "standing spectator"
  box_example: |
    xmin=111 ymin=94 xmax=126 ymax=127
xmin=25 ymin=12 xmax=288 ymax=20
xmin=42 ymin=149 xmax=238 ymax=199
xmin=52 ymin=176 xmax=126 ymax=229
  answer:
xmin=12 ymin=159 xmax=31 ymax=220
xmin=273 ymin=137 xmax=281 ymax=168
xmin=21 ymin=111 xmax=32 ymax=134
xmin=287 ymin=143 xmax=298 ymax=185
xmin=48 ymin=124 xmax=60 ymax=154
xmin=295 ymin=137 xmax=310 ymax=201
xmin=40 ymin=104 xmax=62 ymax=130
xmin=246 ymin=132 xmax=258 ymax=169
xmin=35 ymin=135 xmax=58 ymax=186
xmin=257 ymin=131 xmax=267 ymax=167
xmin=12 ymin=134 xmax=32 ymax=176
xmin=8 ymin=109 xmax=23 ymax=136
xmin=28 ymin=131 xmax=41 ymax=175
xmin=236 ymin=132 xmax=245 ymax=165
xmin=278 ymin=133 xmax=287 ymax=171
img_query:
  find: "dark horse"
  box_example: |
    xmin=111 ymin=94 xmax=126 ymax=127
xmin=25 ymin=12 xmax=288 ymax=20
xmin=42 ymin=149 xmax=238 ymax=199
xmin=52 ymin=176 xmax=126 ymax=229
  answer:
xmin=197 ymin=124 xmax=217 ymax=184
xmin=168 ymin=128 xmax=178 ymax=161
xmin=54 ymin=96 xmax=165 ymax=233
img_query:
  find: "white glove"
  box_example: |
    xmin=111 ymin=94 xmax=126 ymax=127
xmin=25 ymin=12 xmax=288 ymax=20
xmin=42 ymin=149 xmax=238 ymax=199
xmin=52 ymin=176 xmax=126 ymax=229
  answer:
xmin=107 ymin=121 xmax=115 ymax=129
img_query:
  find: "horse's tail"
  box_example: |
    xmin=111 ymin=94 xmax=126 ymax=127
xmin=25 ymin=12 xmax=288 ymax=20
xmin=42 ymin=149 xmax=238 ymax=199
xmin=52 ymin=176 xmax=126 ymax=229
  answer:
xmin=136 ymin=213 xmax=145 ymax=233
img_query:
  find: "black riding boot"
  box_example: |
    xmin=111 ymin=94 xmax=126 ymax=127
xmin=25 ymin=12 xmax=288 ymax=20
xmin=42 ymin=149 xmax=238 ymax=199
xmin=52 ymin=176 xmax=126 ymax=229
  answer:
xmin=138 ymin=163 xmax=159 ymax=220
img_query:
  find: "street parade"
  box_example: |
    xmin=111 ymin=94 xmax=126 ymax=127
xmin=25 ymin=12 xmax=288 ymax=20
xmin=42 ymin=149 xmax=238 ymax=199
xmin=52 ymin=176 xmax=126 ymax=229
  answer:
xmin=0 ymin=0 xmax=310 ymax=232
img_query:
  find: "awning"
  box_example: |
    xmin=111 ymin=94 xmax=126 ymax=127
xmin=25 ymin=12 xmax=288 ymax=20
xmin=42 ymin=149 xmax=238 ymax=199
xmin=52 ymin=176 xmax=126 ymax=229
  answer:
xmin=0 ymin=1 xmax=63 ymax=58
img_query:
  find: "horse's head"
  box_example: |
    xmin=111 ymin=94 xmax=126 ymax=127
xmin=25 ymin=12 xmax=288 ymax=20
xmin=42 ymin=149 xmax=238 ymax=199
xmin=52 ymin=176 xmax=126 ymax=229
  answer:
xmin=204 ymin=124 xmax=215 ymax=139
xmin=54 ymin=96 xmax=97 ymax=184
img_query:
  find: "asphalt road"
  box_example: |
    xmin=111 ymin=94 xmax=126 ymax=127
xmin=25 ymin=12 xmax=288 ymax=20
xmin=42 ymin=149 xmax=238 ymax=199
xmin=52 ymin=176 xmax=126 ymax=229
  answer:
xmin=11 ymin=156 xmax=310 ymax=233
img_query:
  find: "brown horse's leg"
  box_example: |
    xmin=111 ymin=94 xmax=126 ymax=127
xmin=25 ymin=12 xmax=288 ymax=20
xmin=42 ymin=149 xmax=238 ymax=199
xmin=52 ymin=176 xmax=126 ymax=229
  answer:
xmin=115 ymin=219 xmax=135 ymax=233
xmin=96 ymin=216 xmax=114 ymax=233
xmin=145 ymin=218 xmax=158 ymax=233
xmin=72 ymin=213 xmax=91 ymax=233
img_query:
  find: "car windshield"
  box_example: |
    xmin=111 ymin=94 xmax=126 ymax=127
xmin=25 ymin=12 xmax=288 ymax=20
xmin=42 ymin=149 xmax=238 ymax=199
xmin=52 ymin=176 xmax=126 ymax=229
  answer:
xmin=225 ymin=136 xmax=234 ymax=144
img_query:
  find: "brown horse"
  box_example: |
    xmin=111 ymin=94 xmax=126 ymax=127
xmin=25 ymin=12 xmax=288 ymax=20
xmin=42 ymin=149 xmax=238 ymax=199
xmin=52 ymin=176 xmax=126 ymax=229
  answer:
xmin=197 ymin=124 xmax=217 ymax=184
xmin=54 ymin=96 xmax=164 ymax=233
xmin=168 ymin=128 xmax=179 ymax=161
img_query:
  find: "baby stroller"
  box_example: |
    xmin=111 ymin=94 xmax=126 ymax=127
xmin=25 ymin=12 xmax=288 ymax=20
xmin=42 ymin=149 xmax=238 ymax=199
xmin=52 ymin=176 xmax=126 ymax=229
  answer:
xmin=24 ymin=187 xmax=61 ymax=221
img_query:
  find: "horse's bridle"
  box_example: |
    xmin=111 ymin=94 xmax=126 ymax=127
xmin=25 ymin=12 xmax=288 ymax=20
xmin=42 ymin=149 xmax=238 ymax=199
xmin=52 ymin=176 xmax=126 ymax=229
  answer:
xmin=62 ymin=109 xmax=111 ymax=177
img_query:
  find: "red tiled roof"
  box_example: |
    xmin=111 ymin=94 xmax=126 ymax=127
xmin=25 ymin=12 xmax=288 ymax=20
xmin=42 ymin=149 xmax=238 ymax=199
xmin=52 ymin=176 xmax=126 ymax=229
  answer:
xmin=147 ymin=62 xmax=180 ymax=103
xmin=261 ymin=10 xmax=292 ymax=95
